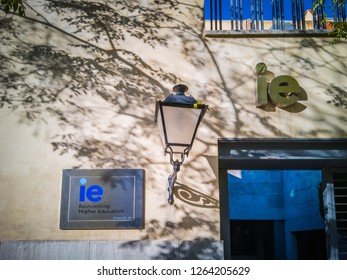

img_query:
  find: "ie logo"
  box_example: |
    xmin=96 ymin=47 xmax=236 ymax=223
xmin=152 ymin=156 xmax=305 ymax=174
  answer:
xmin=254 ymin=62 xmax=308 ymax=112
xmin=79 ymin=178 xmax=104 ymax=202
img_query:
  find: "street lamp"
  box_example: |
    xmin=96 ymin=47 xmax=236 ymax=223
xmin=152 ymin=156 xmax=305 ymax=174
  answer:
xmin=154 ymin=84 xmax=208 ymax=204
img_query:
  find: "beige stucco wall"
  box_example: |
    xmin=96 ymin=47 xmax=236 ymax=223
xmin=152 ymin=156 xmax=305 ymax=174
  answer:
xmin=0 ymin=0 xmax=346 ymax=242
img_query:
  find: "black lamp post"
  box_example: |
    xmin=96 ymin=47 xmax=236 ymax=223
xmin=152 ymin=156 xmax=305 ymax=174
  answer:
xmin=154 ymin=84 xmax=208 ymax=204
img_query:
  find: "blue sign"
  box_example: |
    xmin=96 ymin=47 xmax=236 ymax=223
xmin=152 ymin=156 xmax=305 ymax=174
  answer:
xmin=60 ymin=169 xmax=144 ymax=229
xmin=79 ymin=178 xmax=104 ymax=202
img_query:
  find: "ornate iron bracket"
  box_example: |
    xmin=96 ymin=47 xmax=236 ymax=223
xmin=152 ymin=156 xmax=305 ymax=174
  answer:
xmin=166 ymin=148 xmax=187 ymax=204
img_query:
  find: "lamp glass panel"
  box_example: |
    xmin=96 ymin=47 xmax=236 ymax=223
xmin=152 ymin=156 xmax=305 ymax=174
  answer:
xmin=161 ymin=105 xmax=202 ymax=153
xmin=156 ymin=108 xmax=167 ymax=152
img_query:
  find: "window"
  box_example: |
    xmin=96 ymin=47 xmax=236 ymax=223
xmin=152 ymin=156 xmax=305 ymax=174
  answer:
xmin=205 ymin=0 xmax=346 ymax=32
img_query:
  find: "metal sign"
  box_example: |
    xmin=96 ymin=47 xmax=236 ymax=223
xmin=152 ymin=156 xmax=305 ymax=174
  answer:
xmin=60 ymin=169 xmax=144 ymax=229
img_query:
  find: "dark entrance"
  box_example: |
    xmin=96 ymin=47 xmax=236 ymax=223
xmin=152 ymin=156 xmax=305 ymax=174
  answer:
xmin=218 ymin=138 xmax=347 ymax=260
xmin=230 ymin=220 xmax=275 ymax=259
xmin=294 ymin=230 xmax=327 ymax=259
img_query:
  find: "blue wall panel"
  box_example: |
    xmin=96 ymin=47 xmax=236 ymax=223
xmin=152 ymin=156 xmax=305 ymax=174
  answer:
xmin=228 ymin=170 xmax=284 ymax=220
xmin=283 ymin=170 xmax=324 ymax=231
xmin=228 ymin=170 xmax=325 ymax=259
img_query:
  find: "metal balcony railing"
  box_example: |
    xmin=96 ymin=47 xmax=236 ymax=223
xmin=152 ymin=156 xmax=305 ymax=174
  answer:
xmin=205 ymin=0 xmax=346 ymax=31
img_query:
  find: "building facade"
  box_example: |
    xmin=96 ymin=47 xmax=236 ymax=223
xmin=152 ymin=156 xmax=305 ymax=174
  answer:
xmin=0 ymin=0 xmax=346 ymax=259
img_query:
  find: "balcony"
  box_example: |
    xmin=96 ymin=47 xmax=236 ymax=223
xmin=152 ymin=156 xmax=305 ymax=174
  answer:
xmin=205 ymin=0 xmax=346 ymax=37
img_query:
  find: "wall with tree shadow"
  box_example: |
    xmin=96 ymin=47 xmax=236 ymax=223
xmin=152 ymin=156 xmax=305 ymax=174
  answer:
xmin=0 ymin=0 xmax=346 ymax=245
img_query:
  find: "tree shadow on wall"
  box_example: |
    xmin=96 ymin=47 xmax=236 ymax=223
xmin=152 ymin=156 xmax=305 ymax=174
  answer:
xmin=0 ymin=0 xmax=283 ymax=150
xmin=142 ymin=204 xmax=219 ymax=240
xmin=1 ymin=2 xmax=346 ymax=166
xmin=157 ymin=239 xmax=223 ymax=260
xmin=0 ymin=0 xmax=205 ymax=168
xmin=0 ymin=1 xmax=223 ymax=258
xmin=298 ymin=38 xmax=347 ymax=109
xmin=2 ymin=0 xmax=345 ymax=257
xmin=121 ymin=204 xmax=222 ymax=259
xmin=118 ymin=180 xmax=221 ymax=259
xmin=119 ymin=239 xmax=223 ymax=260
xmin=326 ymin=85 xmax=347 ymax=109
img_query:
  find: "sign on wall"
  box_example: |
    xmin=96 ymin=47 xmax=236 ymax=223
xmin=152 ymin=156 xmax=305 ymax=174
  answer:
xmin=60 ymin=169 xmax=144 ymax=229
xmin=254 ymin=62 xmax=308 ymax=112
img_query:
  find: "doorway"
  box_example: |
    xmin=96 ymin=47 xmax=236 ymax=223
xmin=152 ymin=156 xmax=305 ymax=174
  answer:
xmin=228 ymin=169 xmax=324 ymax=259
xmin=230 ymin=220 xmax=275 ymax=259
xmin=294 ymin=230 xmax=327 ymax=259
xmin=218 ymin=138 xmax=347 ymax=260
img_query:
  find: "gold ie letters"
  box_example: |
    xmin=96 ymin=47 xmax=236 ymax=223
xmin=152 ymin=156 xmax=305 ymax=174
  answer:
xmin=255 ymin=62 xmax=307 ymax=109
